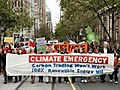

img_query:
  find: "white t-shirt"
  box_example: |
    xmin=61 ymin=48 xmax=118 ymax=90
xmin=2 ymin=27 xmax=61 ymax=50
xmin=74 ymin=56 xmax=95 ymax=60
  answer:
xmin=103 ymin=48 xmax=107 ymax=54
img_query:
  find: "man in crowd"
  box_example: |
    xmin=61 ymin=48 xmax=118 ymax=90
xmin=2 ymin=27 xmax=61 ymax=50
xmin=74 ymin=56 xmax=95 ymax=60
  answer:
xmin=99 ymin=41 xmax=112 ymax=83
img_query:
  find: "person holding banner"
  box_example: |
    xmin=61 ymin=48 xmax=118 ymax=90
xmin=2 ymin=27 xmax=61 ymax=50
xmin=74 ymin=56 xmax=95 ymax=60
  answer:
xmin=72 ymin=46 xmax=80 ymax=83
xmin=58 ymin=49 xmax=69 ymax=83
xmin=11 ymin=49 xmax=18 ymax=83
xmin=31 ymin=48 xmax=36 ymax=84
xmin=1 ymin=50 xmax=7 ymax=84
xmin=38 ymin=52 xmax=44 ymax=83
xmin=80 ymin=47 xmax=88 ymax=83
xmin=99 ymin=41 xmax=112 ymax=83
xmin=109 ymin=50 xmax=119 ymax=84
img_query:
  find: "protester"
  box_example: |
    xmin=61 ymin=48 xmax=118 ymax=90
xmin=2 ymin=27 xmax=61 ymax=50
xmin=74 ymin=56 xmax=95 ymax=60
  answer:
xmin=99 ymin=41 xmax=112 ymax=83
xmin=38 ymin=52 xmax=44 ymax=83
xmin=1 ymin=50 xmax=7 ymax=84
xmin=109 ymin=50 xmax=118 ymax=84
xmin=1 ymin=41 xmax=118 ymax=85
xmin=31 ymin=48 xmax=36 ymax=84
xmin=12 ymin=49 xmax=18 ymax=83
xmin=72 ymin=46 xmax=80 ymax=83
xmin=58 ymin=49 xmax=69 ymax=83
xmin=80 ymin=46 xmax=88 ymax=83
xmin=17 ymin=49 xmax=22 ymax=81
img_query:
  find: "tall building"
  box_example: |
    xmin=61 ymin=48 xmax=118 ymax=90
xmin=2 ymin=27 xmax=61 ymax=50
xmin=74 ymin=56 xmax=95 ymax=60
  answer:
xmin=11 ymin=0 xmax=31 ymax=14
xmin=33 ymin=0 xmax=46 ymax=37
xmin=11 ymin=0 xmax=34 ymax=38
xmin=11 ymin=0 xmax=47 ymax=38
xmin=97 ymin=14 xmax=120 ymax=43
xmin=46 ymin=8 xmax=53 ymax=39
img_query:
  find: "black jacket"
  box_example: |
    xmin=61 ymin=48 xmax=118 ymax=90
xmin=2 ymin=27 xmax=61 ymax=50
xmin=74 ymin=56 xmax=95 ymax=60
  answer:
xmin=1 ymin=53 xmax=6 ymax=70
xmin=99 ymin=47 xmax=112 ymax=53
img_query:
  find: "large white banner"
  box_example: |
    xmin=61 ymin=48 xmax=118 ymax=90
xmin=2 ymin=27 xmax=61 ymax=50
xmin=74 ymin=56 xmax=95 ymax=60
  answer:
xmin=6 ymin=53 xmax=114 ymax=77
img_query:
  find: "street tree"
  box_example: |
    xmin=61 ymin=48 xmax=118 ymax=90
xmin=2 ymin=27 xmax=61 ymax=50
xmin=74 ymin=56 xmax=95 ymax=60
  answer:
xmin=56 ymin=0 xmax=120 ymax=43
xmin=0 ymin=0 xmax=33 ymax=35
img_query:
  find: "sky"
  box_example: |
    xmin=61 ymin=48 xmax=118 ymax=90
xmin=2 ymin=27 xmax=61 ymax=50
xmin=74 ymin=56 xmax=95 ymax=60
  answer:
xmin=46 ymin=0 xmax=60 ymax=31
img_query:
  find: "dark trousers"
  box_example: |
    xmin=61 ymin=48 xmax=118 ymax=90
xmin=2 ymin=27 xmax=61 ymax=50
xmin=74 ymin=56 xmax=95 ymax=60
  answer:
xmin=100 ymin=74 xmax=106 ymax=81
xmin=109 ymin=69 xmax=118 ymax=81
xmin=19 ymin=76 xmax=22 ymax=81
xmin=3 ymin=69 xmax=7 ymax=82
xmin=58 ymin=77 xmax=61 ymax=83
xmin=72 ymin=77 xmax=75 ymax=83
xmin=39 ymin=76 xmax=43 ymax=82
xmin=52 ymin=77 xmax=56 ymax=82
xmin=64 ymin=77 xmax=69 ymax=82
xmin=8 ymin=76 xmax=13 ymax=82
xmin=15 ymin=76 xmax=18 ymax=82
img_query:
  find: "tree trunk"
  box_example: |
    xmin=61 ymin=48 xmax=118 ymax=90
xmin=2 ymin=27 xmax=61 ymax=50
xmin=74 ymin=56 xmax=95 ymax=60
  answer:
xmin=111 ymin=0 xmax=115 ymax=45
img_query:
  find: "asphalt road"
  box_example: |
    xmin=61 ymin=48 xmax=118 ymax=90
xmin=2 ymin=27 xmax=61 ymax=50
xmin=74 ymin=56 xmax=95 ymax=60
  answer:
xmin=1 ymin=75 xmax=120 ymax=90
xmin=18 ymin=75 xmax=120 ymax=90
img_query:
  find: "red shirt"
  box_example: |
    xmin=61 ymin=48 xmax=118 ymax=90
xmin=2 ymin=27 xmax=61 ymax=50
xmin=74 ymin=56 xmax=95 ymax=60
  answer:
xmin=21 ymin=49 xmax=26 ymax=54
xmin=114 ymin=57 xmax=119 ymax=69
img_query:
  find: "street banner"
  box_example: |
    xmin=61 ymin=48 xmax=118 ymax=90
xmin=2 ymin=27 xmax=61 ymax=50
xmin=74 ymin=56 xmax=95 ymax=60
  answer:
xmin=36 ymin=37 xmax=46 ymax=53
xmin=46 ymin=42 xmax=88 ymax=53
xmin=6 ymin=53 xmax=114 ymax=77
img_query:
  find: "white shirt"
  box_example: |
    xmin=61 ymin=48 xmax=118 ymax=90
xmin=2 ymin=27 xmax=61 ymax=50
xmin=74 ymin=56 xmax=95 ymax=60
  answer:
xmin=103 ymin=48 xmax=107 ymax=54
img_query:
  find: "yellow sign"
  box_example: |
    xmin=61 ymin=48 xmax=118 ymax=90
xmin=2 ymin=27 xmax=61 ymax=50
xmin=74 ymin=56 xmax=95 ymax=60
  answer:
xmin=4 ymin=37 xmax=13 ymax=43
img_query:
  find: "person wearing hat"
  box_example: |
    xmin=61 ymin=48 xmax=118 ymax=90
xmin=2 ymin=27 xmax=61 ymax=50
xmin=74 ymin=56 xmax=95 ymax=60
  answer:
xmin=99 ymin=41 xmax=112 ymax=83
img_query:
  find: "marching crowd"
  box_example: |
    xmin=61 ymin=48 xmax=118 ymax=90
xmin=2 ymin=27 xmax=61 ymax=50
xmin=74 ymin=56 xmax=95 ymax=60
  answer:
xmin=0 ymin=41 xmax=120 ymax=84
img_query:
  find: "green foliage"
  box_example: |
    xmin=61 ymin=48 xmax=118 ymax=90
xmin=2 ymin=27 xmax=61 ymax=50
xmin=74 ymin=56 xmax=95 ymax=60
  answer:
xmin=0 ymin=0 xmax=33 ymax=35
xmin=55 ymin=0 xmax=120 ymax=42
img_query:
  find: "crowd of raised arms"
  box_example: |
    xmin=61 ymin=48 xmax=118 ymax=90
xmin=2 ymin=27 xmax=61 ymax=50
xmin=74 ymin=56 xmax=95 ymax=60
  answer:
xmin=0 ymin=41 xmax=120 ymax=84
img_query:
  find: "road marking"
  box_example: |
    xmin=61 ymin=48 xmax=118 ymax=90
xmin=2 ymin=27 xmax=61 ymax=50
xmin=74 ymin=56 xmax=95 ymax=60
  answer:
xmin=68 ymin=77 xmax=76 ymax=90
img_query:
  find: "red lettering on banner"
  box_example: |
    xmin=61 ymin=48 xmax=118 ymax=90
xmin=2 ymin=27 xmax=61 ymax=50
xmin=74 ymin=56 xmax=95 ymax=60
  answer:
xmin=29 ymin=55 xmax=108 ymax=64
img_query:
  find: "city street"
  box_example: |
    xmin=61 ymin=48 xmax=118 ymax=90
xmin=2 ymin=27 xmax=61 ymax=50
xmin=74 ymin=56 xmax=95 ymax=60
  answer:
xmin=1 ymin=75 xmax=120 ymax=90
xmin=0 ymin=75 xmax=24 ymax=90
xmin=18 ymin=76 xmax=120 ymax=90
xmin=1 ymin=0 xmax=120 ymax=90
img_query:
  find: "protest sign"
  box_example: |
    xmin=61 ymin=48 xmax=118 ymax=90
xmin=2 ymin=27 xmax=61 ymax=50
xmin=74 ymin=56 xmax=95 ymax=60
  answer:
xmin=6 ymin=53 xmax=114 ymax=77
xmin=36 ymin=37 xmax=46 ymax=53
xmin=4 ymin=37 xmax=13 ymax=43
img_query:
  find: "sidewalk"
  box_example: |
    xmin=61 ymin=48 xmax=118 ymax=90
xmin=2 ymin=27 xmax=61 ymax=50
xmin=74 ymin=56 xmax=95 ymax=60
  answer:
xmin=0 ymin=74 xmax=27 ymax=90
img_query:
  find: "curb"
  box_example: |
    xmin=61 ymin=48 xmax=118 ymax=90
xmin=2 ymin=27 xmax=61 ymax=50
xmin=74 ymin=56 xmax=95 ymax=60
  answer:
xmin=14 ymin=76 xmax=29 ymax=90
